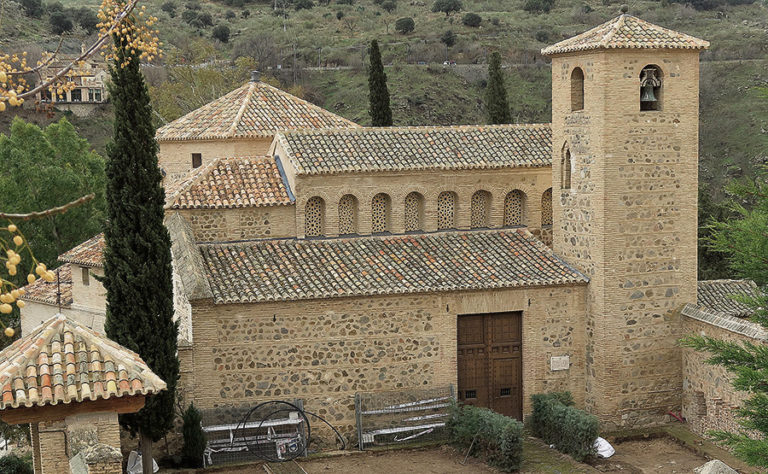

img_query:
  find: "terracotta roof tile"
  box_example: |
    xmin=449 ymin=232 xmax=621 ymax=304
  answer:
xmin=0 ymin=314 xmax=166 ymax=409
xmin=542 ymin=15 xmax=709 ymax=56
xmin=166 ymin=156 xmax=293 ymax=210
xmin=697 ymin=279 xmax=759 ymax=319
xmin=20 ymin=264 xmax=73 ymax=308
xmin=58 ymin=234 xmax=104 ymax=268
xmin=199 ymin=229 xmax=588 ymax=304
xmin=155 ymin=80 xmax=359 ymax=142
xmin=278 ymin=124 xmax=552 ymax=175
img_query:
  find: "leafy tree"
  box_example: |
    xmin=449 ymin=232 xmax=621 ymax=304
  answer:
xmin=698 ymin=184 xmax=732 ymax=280
xmin=181 ymin=9 xmax=198 ymax=24
xmin=212 ymin=24 xmax=230 ymax=43
xmin=225 ymin=10 xmax=236 ymax=20
xmin=198 ymin=11 xmax=213 ymax=26
xmin=367 ymin=40 xmax=392 ymax=127
xmin=295 ymin=0 xmax=314 ymax=10
xmin=394 ymin=16 xmax=414 ymax=34
xmin=0 ymin=118 xmax=106 ymax=270
xmin=462 ymin=12 xmax=481 ymax=27
xmin=485 ymin=51 xmax=510 ymax=124
xmin=381 ymin=0 xmax=396 ymax=12
xmin=431 ymin=0 xmax=462 ymax=16
xmin=523 ymin=0 xmax=554 ymax=13
xmin=20 ymin=0 xmax=44 ymax=18
xmin=181 ymin=404 xmax=207 ymax=467
xmin=161 ymin=1 xmax=177 ymax=17
xmin=440 ymin=30 xmax=456 ymax=47
xmin=336 ymin=10 xmax=344 ymax=19
xmin=49 ymin=11 xmax=73 ymax=34
xmin=103 ymin=36 xmax=179 ymax=474
xmin=0 ymin=454 xmax=33 ymax=474
xmin=73 ymin=7 xmax=99 ymax=33
xmin=46 ymin=1 xmax=64 ymax=13
xmin=241 ymin=9 xmax=250 ymax=18
xmin=682 ymin=165 xmax=768 ymax=468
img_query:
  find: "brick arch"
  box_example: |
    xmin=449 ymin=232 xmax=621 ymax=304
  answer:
xmin=437 ymin=191 xmax=458 ymax=230
xmin=470 ymin=190 xmax=492 ymax=228
xmin=371 ymin=193 xmax=392 ymax=234
xmin=404 ymin=191 xmax=425 ymax=232
xmin=305 ymin=196 xmax=326 ymax=237
xmin=541 ymin=188 xmax=553 ymax=227
xmin=504 ymin=190 xmax=527 ymax=227
xmin=338 ymin=194 xmax=359 ymax=235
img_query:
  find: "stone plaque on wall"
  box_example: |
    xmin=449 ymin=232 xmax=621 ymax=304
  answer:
xmin=550 ymin=355 xmax=570 ymax=371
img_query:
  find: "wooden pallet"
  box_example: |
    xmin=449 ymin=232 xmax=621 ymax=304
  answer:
xmin=263 ymin=460 xmax=308 ymax=474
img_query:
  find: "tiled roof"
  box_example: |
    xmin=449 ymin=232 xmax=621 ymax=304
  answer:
xmin=697 ymin=279 xmax=759 ymax=319
xmin=277 ymin=124 xmax=552 ymax=175
xmin=58 ymin=234 xmax=105 ymax=268
xmin=166 ymin=156 xmax=293 ymax=210
xmin=0 ymin=314 xmax=166 ymax=410
xmin=681 ymin=304 xmax=767 ymax=342
xmin=20 ymin=264 xmax=73 ymax=308
xmin=542 ymin=15 xmax=709 ymax=56
xmin=155 ymin=80 xmax=358 ymax=141
xmin=199 ymin=229 xmax=588 ymax=304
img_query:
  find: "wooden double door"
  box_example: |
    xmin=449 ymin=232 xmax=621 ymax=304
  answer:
xmin=457 ymin=312 xmax=523 ymax=420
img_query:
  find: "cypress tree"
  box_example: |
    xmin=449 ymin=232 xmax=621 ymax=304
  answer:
xmin=367 ymin=39 xmax=393 ymax=127
xmin=102 ymin=36 xmax=179 ymax=473
xmin=485 ymin=51 xmax=511 ymax=124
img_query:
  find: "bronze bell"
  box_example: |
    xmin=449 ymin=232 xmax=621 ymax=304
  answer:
xmin=641 ymin=84 xmax=657 ymax=103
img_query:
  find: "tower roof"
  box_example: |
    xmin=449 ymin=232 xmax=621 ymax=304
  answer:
xmin=542 ymin=14 xmax=709 ymax=56
xmin=155 ymin=80 xmax=359 ymax=142
xmin=0 ymin=314 xmax=166 ymax=410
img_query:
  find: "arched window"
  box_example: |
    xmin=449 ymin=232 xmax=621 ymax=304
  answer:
xmin=504 ymin=190 xmax=526 ymax=227
xmin=371 ymin=193 xmax=391 ymax=234
xmin=404 ymin=192 xmax=425 ymax=232
xmin=571 ymin=67 xmax=584 ymax=111
xmin=640 ymin=65 xmax=662 ymax=111
xmin=338 ymin=194 xmax=358 ymax=235
xmin=541 ymin=188 xmax=553 ymax=227
xmin=561 ymin=146 xmax=572 ymax=190
xmin=437 ymin=191 xmax=457 ymax=230
xmin=470 ymin=190 xmax=491 ymax=228
xmin=305 ymin=196 xmax=325 ymax=237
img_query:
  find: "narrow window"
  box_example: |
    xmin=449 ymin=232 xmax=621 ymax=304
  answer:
xmin=371 ymin=193 xmax=391 ymax=234
xmin=192 ymin=153 xmax=202 ymax=168
xmin=541 ymin=188 xmax=553 ymax=227
xmin=470 ymin=190 xmax=491 ymax=228
xmin=305 ymin=196 xmax=325 ymax=237
xmin=404 ymin=192 xmax=425 ymax=232
xmin=640 ymin=65 xmax=662 ymax=111
xmin=81 ymin=267 xmax=90 ymax=286
xmin=504 ymin=190 xmax=526 ymax=227
xmin=70 ymin=89 xmax=82 ymax=102
xmin=571 ymin=67 xmax=584 ymax=111
xmin=437 ymin=192 xmax=457 ymax=230
xmin=561 ymin=147 xmax=572 ymax=190
xmin=338 ymin=194 xmax=358 ymax=235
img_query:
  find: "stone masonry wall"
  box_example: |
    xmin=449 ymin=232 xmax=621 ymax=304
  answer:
xmin=178 ymin=206 xmax=296 ymax=242
xmin=551 ymin=49 xmax=700 ymax=429
xmin=183 ymin=284 xmax=587 ymax=442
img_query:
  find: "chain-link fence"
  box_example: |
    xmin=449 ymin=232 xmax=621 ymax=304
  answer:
xmin=355 ymin=385 xmax=455 ymax=450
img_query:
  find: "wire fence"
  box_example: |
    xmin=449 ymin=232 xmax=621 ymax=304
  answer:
xmin=355 ymin=385 xmax=455 ymax=450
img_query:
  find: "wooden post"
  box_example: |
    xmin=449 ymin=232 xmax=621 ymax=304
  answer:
xmin=140 ymin=430 xmax=153 ymax=474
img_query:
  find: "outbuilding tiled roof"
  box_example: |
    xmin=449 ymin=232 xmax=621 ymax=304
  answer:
xmin=58 ymin=234 xmax=105 ymax=268
xmin=20 ymin=264 xmax=73 ymax=308
xmin=199 ymin=229 xmax=588 ymax=304
xmin=0 ymin=314 xmax=166 ymax=409
xmin=166 ymin=156 xmax=293 ymax=210
xmin=697 ymin=279 xmax=759 ymax=319
xmin=155 ymin=80 xmax=358 ymax=142
xmin=542 ymin=15 xmax=709 ymax=56
xmin=277 ymin=124 xmax=552 ymax=175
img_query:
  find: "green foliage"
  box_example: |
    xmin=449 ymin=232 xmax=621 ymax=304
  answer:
xmin=198 ymin=12 xmax=213 ymax=26
xmin=440 ymin=30 xmax=456 ymax=47
xmin=394 ymin=16 xmax=414 ymax=34
xmin=462 ymin=12 xmax=481 ymax=27
xmin=103 ymin=38 xmax=179 ymax=443
xmin=212 ymin=24 xmax=231 ymax=42
xmin=0 ymin=453 xmax=33 ymax=474
xmin=49 ymin=11 xmax=73 ymax=34
xmin=448 ymin=403 xmax=524 ymax=472
xmin=0 ymin=118 xmax=106 ymax=271
xmin=523 ymin=0 xmax=554 ymax=13
xmin=432 ymin=0 xmax=462 ymax=16
xmin=485 ymin=51 xmax=510 ymax=124
xmin=72 ymin=7 xmax=99 ymax=33
xmin=181 ymin=404 xmax=207 ymax=467
xmin=669 ymin=0 xmax=755 ymax=10
xmin=698 ymin=184 xmax=732 ymax=280
xmin=20 ymin=0 xmax=44 ymax=18
xmin=530 ymin=392 xmax=599 ymax=461
xmin=367 ymin=39 xmax=392 ymax=127
xmin=381 ymin=0 xmax=397 ymax=13
xmin=295 ymin=0 xmax=315 ymax=10
xmin=161 ymin=1 xmax=177 ymax=17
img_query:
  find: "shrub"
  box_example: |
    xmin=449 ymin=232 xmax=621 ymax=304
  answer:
xmin=462 ymin=12 xmax=481 ymax=27
xmin=49 ymin=11 xmax=73 ymax=34
xmin=440 ymin=30 xmax=456 ymax=47
xmin=20 ymin=0 xmax=44 ymax=18
xmin=198 ymin=11 xmax=213 ymax=26
xmin=295 ymin=0 xmax=314 ymax=10
xmin=432 ymin=0 xmax=462 ymax=15
xmin=448 ymin=403 xmax=523 ymax=472
xmin=212 ymin=24 xmax=230 ymax=43
xmin=225 ymin=10 xmax=236 ymax=20
xmin=530 ymin=392 xmax=598 ymax=461
xmin=0 ymin=453 xmax=33 ymax=474
xmin=534 ymin=29 xmax=549 ymax=42
xmin=182 ymin=404 xmax=207 ymax=468
xmin=336 ymin=10 xmax=344 ymax=19
xmin=523 ymin=0 xmax=554 ymax=13
xmin=394 ymin=16 xmax=414 ymax=34
xmin=181 ymin=9 xmax=198 ymax=24
xmin=46 ymin=1 xmax=64 ymax=13
xmin=381 ymin=0 xmax=396 ymax=12
xmin=337 ymin=0 xmax=354 ymax=4
xmin=161 ymin=1 xmax=176 ymax=17
xmin=73 ymin=7 xmax=99 ymax=33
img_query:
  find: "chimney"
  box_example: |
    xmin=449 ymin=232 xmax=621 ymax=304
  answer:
xmin=250 ymin=70 xmax=261 ymax=82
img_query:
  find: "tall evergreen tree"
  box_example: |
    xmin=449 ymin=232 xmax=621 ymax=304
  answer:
xmin=367 ymin=39 xmax=393 ymax=127
xmin=102 ymin=36 xmax=178 ymax=473
xmin=485 ymin=51 xmax=511 ymax=124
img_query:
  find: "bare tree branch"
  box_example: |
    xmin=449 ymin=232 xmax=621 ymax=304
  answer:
xmin=0 ymin=194 xmax=95 ymax=221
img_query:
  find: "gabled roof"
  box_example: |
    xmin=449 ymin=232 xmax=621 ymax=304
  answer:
xmin=277 ymin=124 xmax=552 ymax=175
xmin=155 ymin=80 xmax=359 ymax=142
xmin=198 ymin=229 xmax=588 ymax=304
xmin=0 ymin=314 xmax=166 ymax=409
xmin=21 ymin=264 xmax=73 ymax=308
xmin=697 ymin=279 xmax=759 ymax=319
xmin=166 ymin=156 xmax=293 ymax=210
xmin=58 ymin=234 xmax=105 ymax=268
xmin=542 ymin=15 xmax=709 ymax=56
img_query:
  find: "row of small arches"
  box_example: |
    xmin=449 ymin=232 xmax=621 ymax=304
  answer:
xmin=304 ymin=189 xmax=553 ymax=237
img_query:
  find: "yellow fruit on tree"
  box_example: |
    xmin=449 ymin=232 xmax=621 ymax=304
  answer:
xmin=16 ymin=301 xmax=24 ymax=309
xmin=7 ymin=224 xmax=16 ymax=232
xmin=0 ymin=304 xmax=11 ymax=314
xmin=13 ymin=236 xmax=22 ymax=246
xmin=27 ymin=274 xmax=35 ymax=284
xmin=4 ymin=327 xmax=14 ymax=338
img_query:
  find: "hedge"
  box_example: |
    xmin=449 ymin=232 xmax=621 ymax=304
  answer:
xmin=448 ymin=403 xmax=524 ymax=472
xmin=530 ymin=392 xmax=599 ymax=461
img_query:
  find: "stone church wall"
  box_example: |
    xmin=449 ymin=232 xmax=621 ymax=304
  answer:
xmin=181 ymin=284 xmax=587 ymax=442
xmin=177 ymin=205 xmax=296 ymax=242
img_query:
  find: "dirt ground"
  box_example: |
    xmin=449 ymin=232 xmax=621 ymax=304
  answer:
xmin=593 ymin=438 xmax=709 ymax=473
xmin=302 ymin=445 xmax=496 ymax=473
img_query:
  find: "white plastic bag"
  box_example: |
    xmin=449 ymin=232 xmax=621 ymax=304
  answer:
xmin=126 ymin=450 xmax=159 ymax=474
xmin=594 ymin=437 xmax=615 ymax=458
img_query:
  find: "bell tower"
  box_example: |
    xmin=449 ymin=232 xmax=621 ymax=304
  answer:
xmin=543 ymin=14 xmax=709 ymax=428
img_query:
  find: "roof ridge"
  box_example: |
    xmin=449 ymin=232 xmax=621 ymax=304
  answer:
xmin=255 ymin=81 xmax=360 ymax=128
xmin=165 ymin=158 xmax=226 ymax=209
xmin=281 ymin=123 xmax=553 ymax=136
xmin=228 ymin=81 xmax=256 ymax=137
xmin=599 ymin=14 xmax=624 ymax=47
